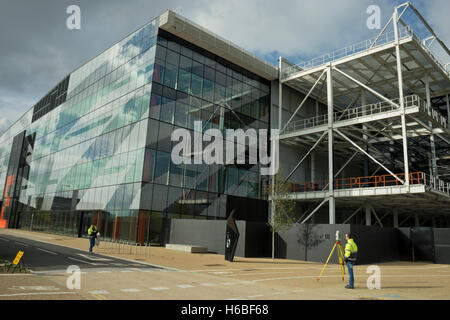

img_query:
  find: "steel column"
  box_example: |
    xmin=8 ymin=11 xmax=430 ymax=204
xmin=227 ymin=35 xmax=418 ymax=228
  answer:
xmin=393 ymin=8 xmax=410 ymax=187
xmin=327 ymin=65 xmax=335 ymax=224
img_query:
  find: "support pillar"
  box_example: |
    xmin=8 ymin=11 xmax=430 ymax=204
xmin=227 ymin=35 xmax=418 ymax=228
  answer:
xmin=327 ymin=65 xmax=335 ymax=224
xmin=426 ymin=74 xmax=438 ymax=179
xmin=393 ymin=208 xmax=399 ymax=228
xmin=393 ymin=8 xmax=410 ymax=187
xmin=365 ymin=204 xmax=372 ymax=226
xmin=415 ymin=214 xmax=420 ymax=227
xmin=446 ymin=94 xmax=450 ymax=128
xmin=362 ymin=90 xmax=369 ymax=177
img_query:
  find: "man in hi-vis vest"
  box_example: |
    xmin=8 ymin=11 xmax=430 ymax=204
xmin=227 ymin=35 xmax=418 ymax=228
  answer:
xmin=344 ymin=233 xmax=358 ymax=289
xmin=88 ymin=224 xmax=98 ymax=253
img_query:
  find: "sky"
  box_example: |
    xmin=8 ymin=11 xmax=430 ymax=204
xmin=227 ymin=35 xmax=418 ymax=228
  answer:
xmin=0 ymin=0 xmax=449 ymax=135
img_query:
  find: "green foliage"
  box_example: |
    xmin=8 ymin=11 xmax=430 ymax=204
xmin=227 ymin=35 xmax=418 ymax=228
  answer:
xmin=267 ymin=168 xmax=296 ymax=232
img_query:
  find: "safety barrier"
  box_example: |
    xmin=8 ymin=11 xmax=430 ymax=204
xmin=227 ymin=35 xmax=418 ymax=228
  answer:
xmin=95 ymin=239 xmax=151 ymax=258
xmin=287 ymin=172 xmax=425 ymax=193
xmin=283 ymin=95 xmax=422 ymax=134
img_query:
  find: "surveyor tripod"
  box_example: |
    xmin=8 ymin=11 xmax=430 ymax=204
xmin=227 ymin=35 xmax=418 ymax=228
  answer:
xmin=316 ymin=240 xmax=346 ymax=282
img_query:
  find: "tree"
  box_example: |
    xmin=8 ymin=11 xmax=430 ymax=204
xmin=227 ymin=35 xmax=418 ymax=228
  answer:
xmin=267 ymin=168 xmax=296 ymax=261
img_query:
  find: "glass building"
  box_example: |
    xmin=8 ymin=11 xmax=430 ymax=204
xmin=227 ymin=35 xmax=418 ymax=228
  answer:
xmin=0 ymin=11 xmax=276 ymax=245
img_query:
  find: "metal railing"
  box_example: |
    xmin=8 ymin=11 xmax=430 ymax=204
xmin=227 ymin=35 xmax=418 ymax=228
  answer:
xmin=95 ymin=239 xmax=151 ymax=258
xmin=423 ymin=173 xmax=450 ymax=195
xmin=286 ymin=172 xmax=424 ymax=193
xmin=285 ymin=171 xmax=450 ymax=197
xmin=282 ymin=25 xmax=450 ymax=79
xmin=283 ymin=95 xmax=421 ymax=134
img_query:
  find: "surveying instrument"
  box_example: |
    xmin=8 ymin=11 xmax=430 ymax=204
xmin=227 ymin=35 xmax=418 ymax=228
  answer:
xmin=316 ymin=230 xmax=345 ymax=282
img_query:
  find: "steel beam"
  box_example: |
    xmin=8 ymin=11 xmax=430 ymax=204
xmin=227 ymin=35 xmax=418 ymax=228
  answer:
xmin=393 ymin=7 xmax=410 ymax=187
xmin=334 ymin=128 xmax=405 ymax=184
xmin=327 ymin=65 xmax=335 ymax=224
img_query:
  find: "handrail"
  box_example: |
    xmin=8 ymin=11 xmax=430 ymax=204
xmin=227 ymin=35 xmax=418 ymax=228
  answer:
xmin=285 ymin=171 xmax=450 ymax=196
xmin=283 ymin=94 xmax=421 ymax=134
xmin=282 ymin=24 xmax=449 ymax=80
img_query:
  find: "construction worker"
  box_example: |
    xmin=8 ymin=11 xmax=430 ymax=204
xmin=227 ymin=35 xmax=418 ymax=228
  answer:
xmin=88 ymin=224 xmax=98 ymax=253
xmin=344 ymin=233 xmax=358 ymax=289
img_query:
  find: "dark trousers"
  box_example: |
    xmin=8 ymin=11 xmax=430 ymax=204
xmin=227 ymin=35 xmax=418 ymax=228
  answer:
xmin=346 ymin=261 xmax=354 ymax=287
xmin=89 ymin=236 xmax=96 ymax=252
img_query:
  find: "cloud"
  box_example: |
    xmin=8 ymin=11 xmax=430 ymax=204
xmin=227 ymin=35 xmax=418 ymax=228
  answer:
xmin=189 ymin=0 xmax=395 ymax=62
xmin=0 ymin=0 xmax=448 ymax=133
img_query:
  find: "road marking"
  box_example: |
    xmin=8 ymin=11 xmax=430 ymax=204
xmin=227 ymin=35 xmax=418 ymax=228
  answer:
xmin=247 ymin=294 xmax=264 ymax=298
xmin=292 ymin=289 xmax=305 ymax=293
xmin=121 ymin=289 xmax=141 ymax=293
xmin=220 ymin=282 xmax=235 ymax=285
xmin=177 ymin=285 xmax=195 ymax=289
xmin=151 ymin=287 xmax=169 ymax=291
xmin=78 ymin=254 xmax=113 ymax=261
xmin=91 ymin=294 xmax=108 ymax=300
xmin=96 ymin=271 xmax=112 ymax=274
xmin=88 ymin=290 xmax=109 ymax=295
xmin=68 ymin=257 xmax=105 ymax=266
xmin=272 ymin=292 xmax=288 ymax=295
xmin=229 ymin=271 xmax=297 ymax=277
xmin=0 ymin=292 xmax=76 ymax=297
xmin=10 ymin=286 xmax=59 ymax=291
xmin=211 ymin=271 xmax=231 ymax=274
xmin=14 ymin=241 xmax=29 ymax=247
xmin=36 ymin=248 xmax=58 ymax=255
xmin=120 ymin=270 xmax=133 ymax=273
xmin=240 ymin=281 xmax=254 ymax=284
xmin=200 ymin=283 xmax=216 ymax=287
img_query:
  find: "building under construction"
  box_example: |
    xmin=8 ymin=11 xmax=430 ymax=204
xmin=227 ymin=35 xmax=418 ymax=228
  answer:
xmin=273 ymin=2 xmax=450 ymax=230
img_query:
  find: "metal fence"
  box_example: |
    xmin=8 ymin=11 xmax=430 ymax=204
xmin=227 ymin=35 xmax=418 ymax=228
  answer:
xmin=95 ymin=239 xmax=151 ymax=258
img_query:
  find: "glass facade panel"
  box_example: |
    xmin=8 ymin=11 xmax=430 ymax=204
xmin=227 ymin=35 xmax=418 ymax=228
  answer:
xmin=0 ymin=17 xmax=270 ymax=245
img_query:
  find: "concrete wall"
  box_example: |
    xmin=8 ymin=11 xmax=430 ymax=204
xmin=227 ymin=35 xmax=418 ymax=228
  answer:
xmin=168 ymin=219 xmax=269 ymax=258
xmin=350 ymin=225 xmax=400 ymax=264
xmin=274 ymin=224 xmax=351 ymax=263
xmin=434 ymin=228 xmax=450 ymax=264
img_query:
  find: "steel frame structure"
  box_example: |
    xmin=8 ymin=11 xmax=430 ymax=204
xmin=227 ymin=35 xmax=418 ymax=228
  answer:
xmin=273 ymin=2 xmax=450 ymax=227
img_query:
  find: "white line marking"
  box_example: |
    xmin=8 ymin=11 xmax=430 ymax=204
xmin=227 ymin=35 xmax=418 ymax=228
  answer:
xmin=14 ymin=242 xmax=29 ymax=247
xmin=228 ymin=271 xmax=297 ymax=277
xmin=88 ymin=290 xmax=109 ymax=295
xmin=272 ymin=292 xmax=288 ymax=295
xmin=36 ymin=248 xmax=58 ymax=255
xmin=151 ymin=287 xmax=169 ymax=291
xmin=0 ymin=292 xmax=76 ymax=297
xmin=200 ymin=283 xmax=216 ymax=287
xmin=120 ymin=289 xmax=141 ymax=293
xmin=247 ymin=294 xmax=264 ymax=298
xmin=96 ymin=271 xmax=112 ymax=274
xmin=67 ymin=257 xmax=105 ymax=266
xmin=177 ymin=285 xmax=195 ymax=289
xmin=78 ymin=254 xmax=112 ymax=261
xmin=292 ymin=289 xmax=305 ymax=293
xmin=10 ymin=286 xmax=59 ymax=291
xmin=220 ymin=282 xmax=235 ymax=285
xmin=120 ymin=270 xmax=133 ymax=273
xmin=240 ymin=281 xmax=254 ymax=284
xmin=211 ymin=271 xmax=231 ymax=274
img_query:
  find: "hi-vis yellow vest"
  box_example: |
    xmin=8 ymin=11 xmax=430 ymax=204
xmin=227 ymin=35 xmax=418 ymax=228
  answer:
xmin=345 ymin=238 xmax=358 ymax=261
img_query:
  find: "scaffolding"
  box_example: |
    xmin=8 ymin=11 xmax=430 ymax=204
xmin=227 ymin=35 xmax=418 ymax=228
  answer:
xmin=274 ymin=2 xmax=450 ymax=228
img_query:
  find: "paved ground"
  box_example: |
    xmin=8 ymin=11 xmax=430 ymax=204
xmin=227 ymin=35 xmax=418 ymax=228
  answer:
xmin=1 ymin=229 xmax=450 ymax=300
